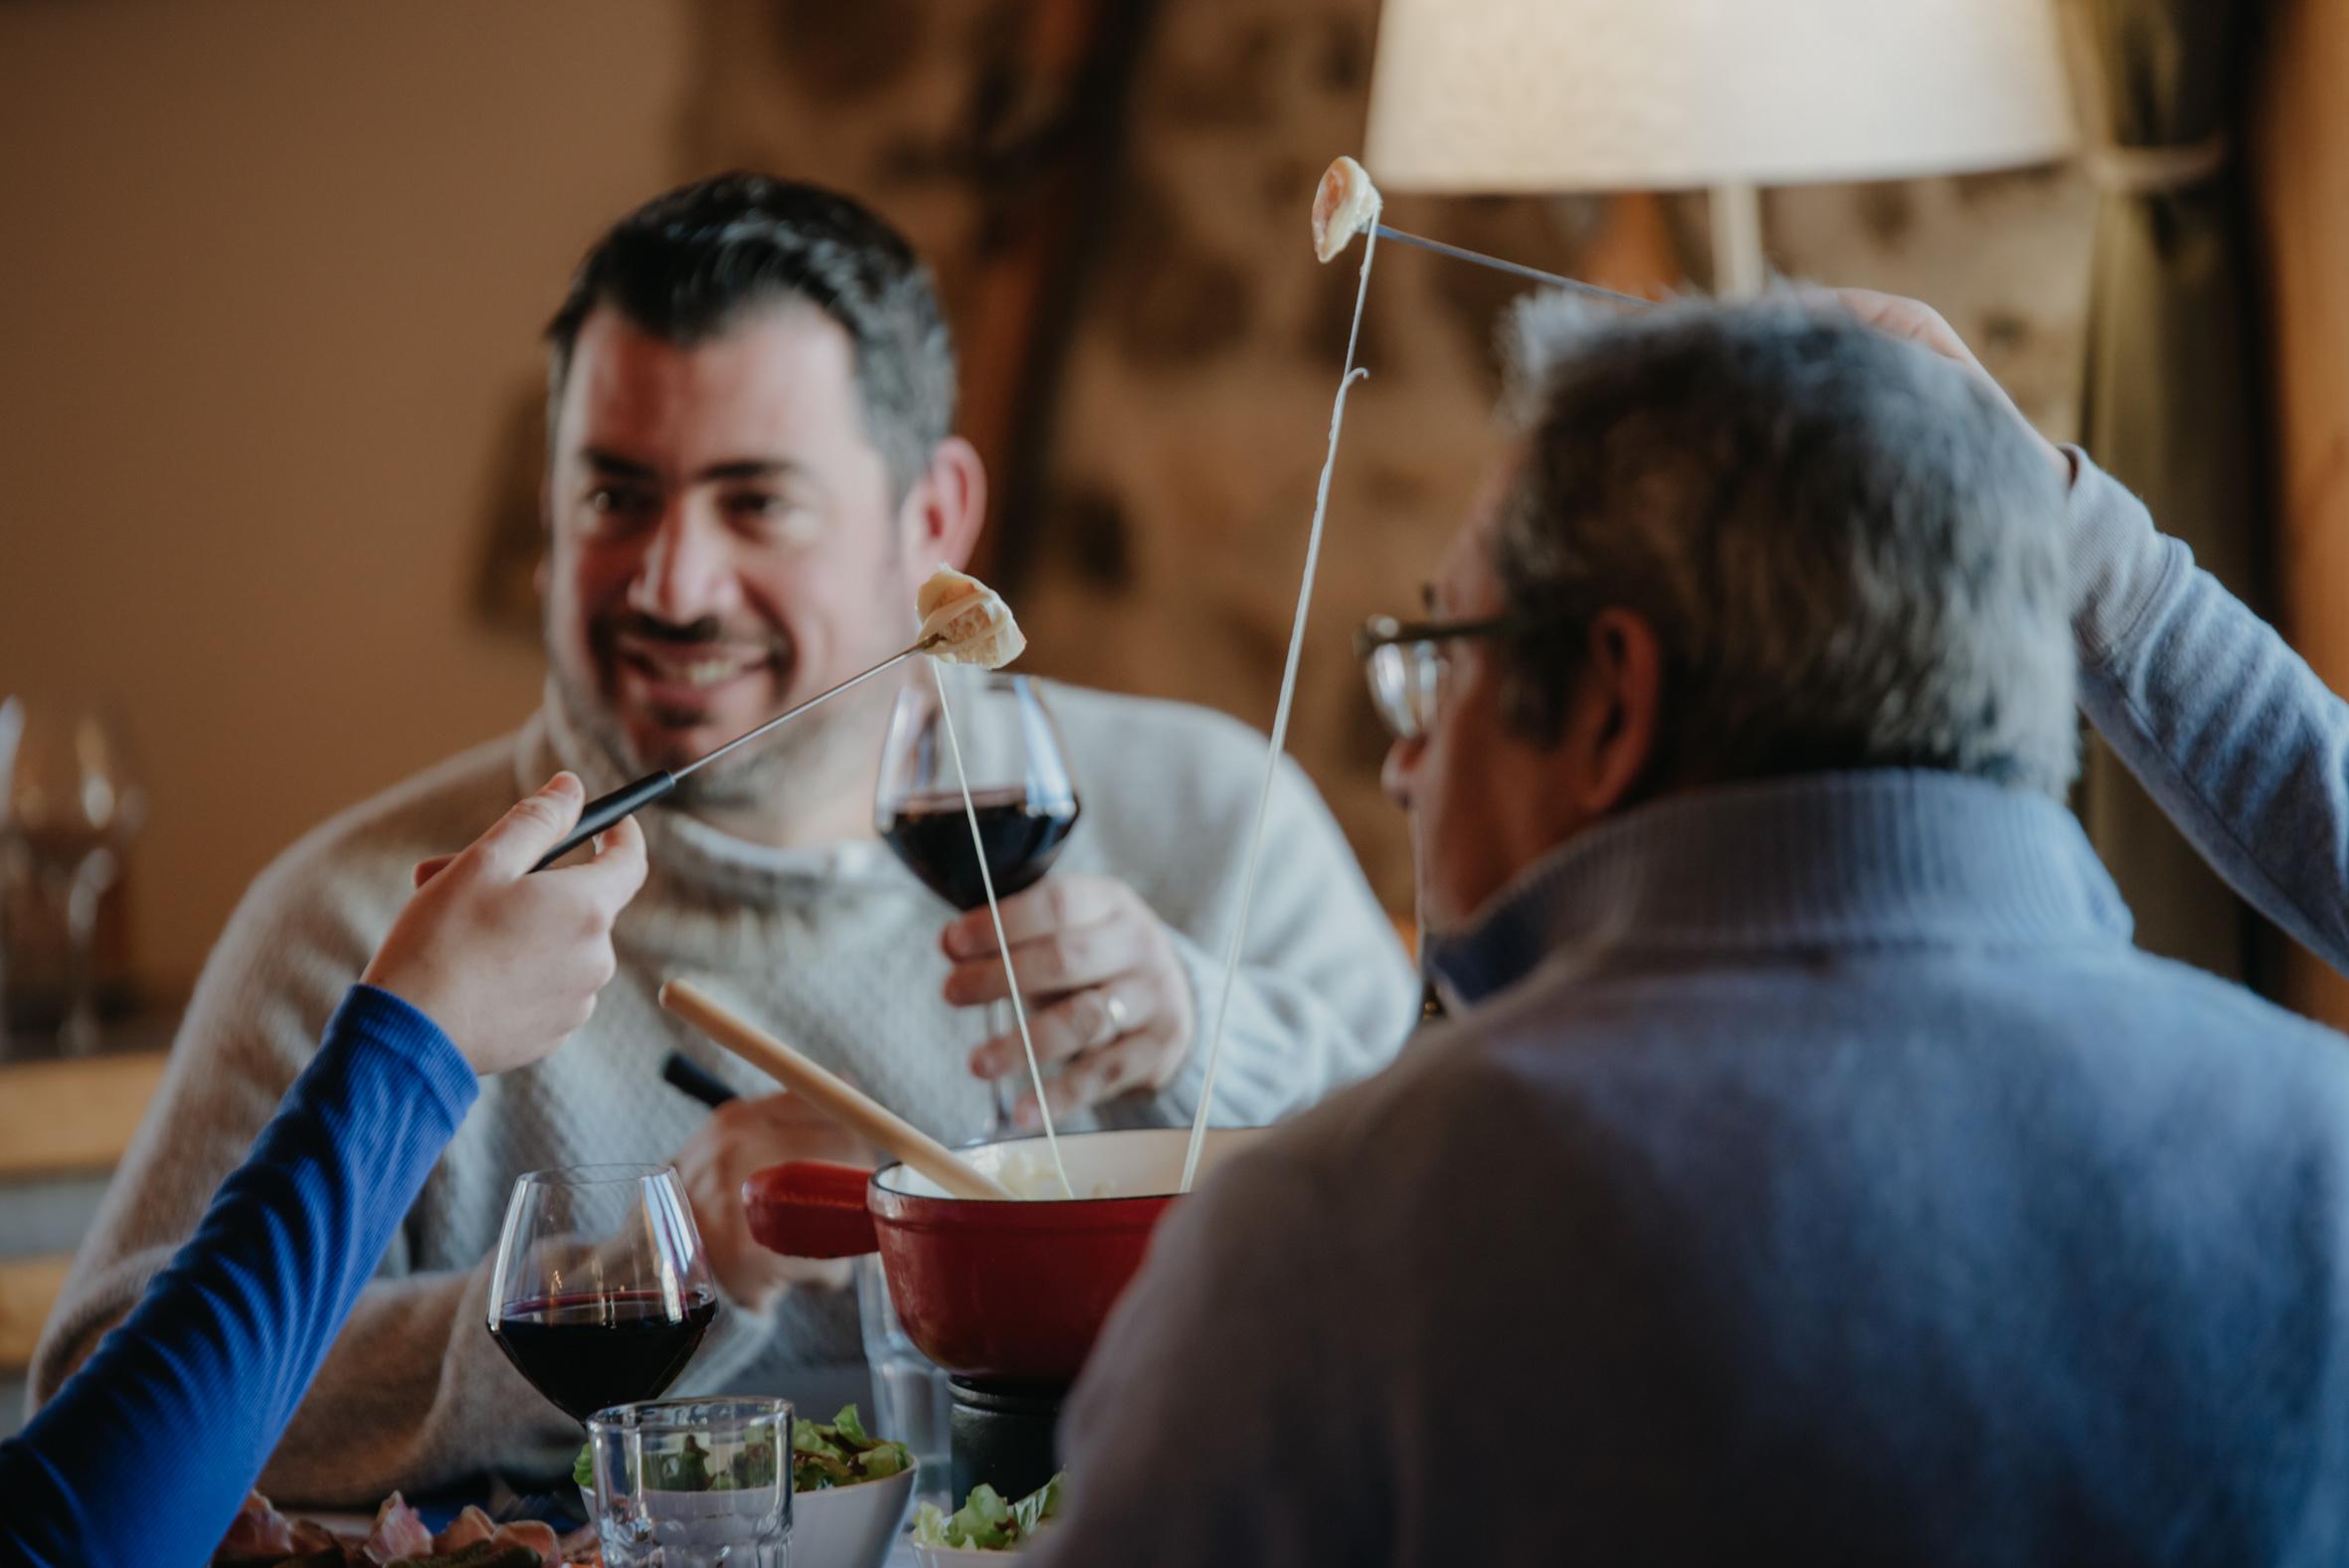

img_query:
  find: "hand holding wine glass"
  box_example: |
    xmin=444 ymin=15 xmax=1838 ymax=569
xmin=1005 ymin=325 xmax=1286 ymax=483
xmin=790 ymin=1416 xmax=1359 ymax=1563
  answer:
xmin=938 ymin=873 xmax=1197 ymax=1128
xmin=875 ymin=669 xmax=1082 ymax=1132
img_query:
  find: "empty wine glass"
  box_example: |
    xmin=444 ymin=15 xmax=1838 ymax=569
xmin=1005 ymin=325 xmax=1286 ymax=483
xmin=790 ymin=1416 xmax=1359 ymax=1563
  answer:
xmin=487 ymin=1165 xmax=720 ymax=1428
xmin=875 ymin=669 xmax=1082 ymax=1134
xmin=0 ymin=700 xmax=146 ymax=1055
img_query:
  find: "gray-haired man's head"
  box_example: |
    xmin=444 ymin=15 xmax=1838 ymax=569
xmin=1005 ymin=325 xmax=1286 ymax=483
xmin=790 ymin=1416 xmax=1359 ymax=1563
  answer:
xmin=1382 ymin=294 xmax=2075 ymax=930
xmin=1495 ymin=294 xmax=2075 ymax=795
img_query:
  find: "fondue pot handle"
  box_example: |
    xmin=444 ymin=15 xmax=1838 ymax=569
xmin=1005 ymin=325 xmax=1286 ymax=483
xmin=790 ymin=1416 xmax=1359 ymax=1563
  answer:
xmin=742 ymin=1160 xmax=879 ymax=1259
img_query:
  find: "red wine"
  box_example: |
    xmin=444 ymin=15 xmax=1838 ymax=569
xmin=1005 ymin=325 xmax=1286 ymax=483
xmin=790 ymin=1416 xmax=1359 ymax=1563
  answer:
xmin=880 ymin=789 xmax=1081 ymax=912
xmin=488 ymin=1289 xmax=717 ymax=1421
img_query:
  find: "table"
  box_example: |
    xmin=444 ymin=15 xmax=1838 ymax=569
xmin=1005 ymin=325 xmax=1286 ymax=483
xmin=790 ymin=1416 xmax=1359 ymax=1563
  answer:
xmin=296 ymin=1511 xmax=925 ymax=1565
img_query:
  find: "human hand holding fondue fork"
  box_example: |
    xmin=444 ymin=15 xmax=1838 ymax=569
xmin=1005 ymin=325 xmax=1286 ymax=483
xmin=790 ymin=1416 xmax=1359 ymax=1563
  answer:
xmin=939 ymin=873 xmax=1196 ymax=1127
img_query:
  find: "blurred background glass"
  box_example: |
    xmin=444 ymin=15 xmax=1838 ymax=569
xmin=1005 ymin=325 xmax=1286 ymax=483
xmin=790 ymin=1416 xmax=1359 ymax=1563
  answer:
xmin=0 ymin=700 xmax=145 ymax=1057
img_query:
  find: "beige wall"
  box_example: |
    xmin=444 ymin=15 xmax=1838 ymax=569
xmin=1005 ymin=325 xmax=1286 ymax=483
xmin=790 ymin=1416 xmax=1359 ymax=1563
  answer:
xmin=0 ymin=1 xmax=689 ymax=986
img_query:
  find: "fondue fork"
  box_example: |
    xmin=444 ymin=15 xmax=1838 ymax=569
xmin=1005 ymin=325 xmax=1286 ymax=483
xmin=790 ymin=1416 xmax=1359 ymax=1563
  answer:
xmin=661 ymin=1051 xmax=738 ymax=1109
xmin=1367 ymin=223 xmax=1655 ymax=310
xmin=531 ymin=632 xmax=943 ymax=871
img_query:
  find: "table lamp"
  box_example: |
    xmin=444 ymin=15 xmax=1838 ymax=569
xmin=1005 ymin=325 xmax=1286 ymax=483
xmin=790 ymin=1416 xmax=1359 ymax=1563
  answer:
xmin=1363 ymin=0 xmax=2078 ymax=294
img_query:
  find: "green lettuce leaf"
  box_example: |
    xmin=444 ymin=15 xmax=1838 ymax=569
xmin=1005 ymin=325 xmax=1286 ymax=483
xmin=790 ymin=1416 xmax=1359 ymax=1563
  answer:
xmin=910 ymin=1475 xmax=1064 ymax=1550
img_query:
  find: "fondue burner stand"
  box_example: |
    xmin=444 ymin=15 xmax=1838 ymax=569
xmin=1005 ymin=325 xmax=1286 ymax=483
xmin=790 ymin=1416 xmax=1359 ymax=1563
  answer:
xmin=949 ymin=1377 xmax=1070 ymax=1501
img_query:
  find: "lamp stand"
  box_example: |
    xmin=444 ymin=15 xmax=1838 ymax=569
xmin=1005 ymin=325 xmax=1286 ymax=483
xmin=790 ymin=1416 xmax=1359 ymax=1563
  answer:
xmin=1709 ymin=181 xmax=1766 ymax=297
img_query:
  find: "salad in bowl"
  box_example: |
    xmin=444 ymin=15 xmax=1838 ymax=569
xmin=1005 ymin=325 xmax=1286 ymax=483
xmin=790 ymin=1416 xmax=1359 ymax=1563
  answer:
xmin=910 ymin=1475 xmax=1064 ymax=1562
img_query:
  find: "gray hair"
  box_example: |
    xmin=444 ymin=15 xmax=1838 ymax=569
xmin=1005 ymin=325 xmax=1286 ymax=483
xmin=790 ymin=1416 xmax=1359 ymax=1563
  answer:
xmin=1491 ymin=293 xmax=2076 ymax=797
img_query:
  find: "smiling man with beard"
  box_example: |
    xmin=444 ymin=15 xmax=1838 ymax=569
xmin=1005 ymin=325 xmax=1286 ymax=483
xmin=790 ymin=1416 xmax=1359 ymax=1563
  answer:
xmin=31 ymin=174 xmax=1417 ymax=1502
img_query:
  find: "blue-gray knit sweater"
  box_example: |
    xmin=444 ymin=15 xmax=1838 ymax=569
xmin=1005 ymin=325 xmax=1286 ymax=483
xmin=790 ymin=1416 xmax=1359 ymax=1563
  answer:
xmin=1038 ymin=455 xmax=2349 ymax=1567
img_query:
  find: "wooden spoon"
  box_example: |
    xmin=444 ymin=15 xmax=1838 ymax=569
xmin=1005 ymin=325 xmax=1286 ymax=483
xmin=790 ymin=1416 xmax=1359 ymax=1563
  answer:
xmin=659 ymin=976 xmax=1015 ymax=1201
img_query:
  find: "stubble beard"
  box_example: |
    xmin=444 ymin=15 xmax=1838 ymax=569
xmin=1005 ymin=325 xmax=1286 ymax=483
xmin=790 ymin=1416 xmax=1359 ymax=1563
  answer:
xmin=548 ymin=640 xmax=901 ymax=830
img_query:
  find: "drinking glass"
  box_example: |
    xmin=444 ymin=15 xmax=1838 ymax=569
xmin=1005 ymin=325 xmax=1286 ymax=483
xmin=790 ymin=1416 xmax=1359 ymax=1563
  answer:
xmin=487 ymin=1165 xmax=719 ymax=1427
xmin=0 ymin=699 xmax=145 ymax=1055
xmin=875 ymin=669 xmax=1082 ymax=1134
xmin=589 ymin=1396 xmax=793 ymax=1568
xmin=855 ymin=1254 xmax=952 ymax=1509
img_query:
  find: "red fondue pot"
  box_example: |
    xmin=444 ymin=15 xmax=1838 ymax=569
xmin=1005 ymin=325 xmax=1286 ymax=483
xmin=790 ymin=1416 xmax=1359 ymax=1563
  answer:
xmin=744 ymin=1126 xmax=1264 ymax=1382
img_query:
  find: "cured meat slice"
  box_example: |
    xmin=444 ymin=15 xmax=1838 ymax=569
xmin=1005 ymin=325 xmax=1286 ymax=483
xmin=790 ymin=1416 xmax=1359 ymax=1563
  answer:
xmin=216 ymin=1491 xmax=297 ymax=1560
xmin=361 ymin=1492 xmax=434 ymax=1564
xmin=433 ymin=1506 xmax=497 ymax=1553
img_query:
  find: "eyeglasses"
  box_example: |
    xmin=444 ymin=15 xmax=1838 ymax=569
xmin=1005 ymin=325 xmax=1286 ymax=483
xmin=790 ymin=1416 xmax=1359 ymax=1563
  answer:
xmin=1354 ymin=613 xmax=1536 ymax=742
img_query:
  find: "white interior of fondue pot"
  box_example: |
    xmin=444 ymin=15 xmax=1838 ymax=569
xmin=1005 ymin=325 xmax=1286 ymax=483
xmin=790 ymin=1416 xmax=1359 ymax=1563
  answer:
xmin=877 ymin=1127 xmax=1265 ymax=1200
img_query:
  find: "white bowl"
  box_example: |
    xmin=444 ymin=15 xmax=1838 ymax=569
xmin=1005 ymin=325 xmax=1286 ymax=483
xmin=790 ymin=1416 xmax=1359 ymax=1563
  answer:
xmin=582 ymin=1465 xmax=916 ymax=1568
xmin=795 ymin=1465 xmax=920 ymax=1568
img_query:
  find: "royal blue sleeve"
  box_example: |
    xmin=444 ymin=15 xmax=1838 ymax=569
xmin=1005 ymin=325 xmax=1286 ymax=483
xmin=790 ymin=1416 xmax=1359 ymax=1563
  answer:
xmin=0 ymin=984 xmax=476 ymax=1567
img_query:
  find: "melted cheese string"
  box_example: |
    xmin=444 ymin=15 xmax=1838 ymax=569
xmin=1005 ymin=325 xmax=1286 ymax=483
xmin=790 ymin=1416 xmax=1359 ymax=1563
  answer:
xmin=1179 ymin=226 xmax=1379 ymax=1194
xmin=930 ymin=661 xmax=1073 ymax=1198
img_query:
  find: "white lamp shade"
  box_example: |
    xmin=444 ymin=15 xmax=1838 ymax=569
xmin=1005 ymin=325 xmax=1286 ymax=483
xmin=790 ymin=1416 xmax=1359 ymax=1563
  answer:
xmin=1364 ymin=0 xmax=2078 ymax=193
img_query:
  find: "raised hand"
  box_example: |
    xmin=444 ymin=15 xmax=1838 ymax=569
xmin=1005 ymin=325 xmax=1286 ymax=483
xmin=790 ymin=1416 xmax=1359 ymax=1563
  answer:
xmin=361 ymin=773 xmax=647 ymax=1076
xmin=1823 ymin=287 xmax=2071 ymax=482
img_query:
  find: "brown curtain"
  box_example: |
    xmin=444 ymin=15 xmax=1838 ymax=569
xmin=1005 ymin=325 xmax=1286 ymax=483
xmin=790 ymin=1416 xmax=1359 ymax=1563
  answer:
xmin=2252 ymin=0 xmax=2349 ymax=1028
xmin=2072 ymin=0 xmax=2268 ymax=984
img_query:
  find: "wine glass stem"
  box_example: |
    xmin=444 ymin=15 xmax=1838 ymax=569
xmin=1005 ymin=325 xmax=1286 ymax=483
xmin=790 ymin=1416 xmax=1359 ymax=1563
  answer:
xmin=0 ymin=911 xmax=11 ymax=1060
xmin=60 ymin=850 xmax=112 ymax=1056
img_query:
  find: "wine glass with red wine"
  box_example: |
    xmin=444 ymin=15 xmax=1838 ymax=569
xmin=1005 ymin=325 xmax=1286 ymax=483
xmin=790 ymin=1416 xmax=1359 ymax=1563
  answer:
xmin=487 ymin=1165 xmax=719 ymax=1427
xmin=875 ymin=669 xmax=1081 ymax=1133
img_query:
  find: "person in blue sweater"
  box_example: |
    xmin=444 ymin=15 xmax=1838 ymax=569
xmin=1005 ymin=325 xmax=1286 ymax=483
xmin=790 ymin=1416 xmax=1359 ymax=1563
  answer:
xmin=1032 ymin=295 xmax=2349 ymax=1566
xmin=0 ymin=772 xmax=645 ymax=1567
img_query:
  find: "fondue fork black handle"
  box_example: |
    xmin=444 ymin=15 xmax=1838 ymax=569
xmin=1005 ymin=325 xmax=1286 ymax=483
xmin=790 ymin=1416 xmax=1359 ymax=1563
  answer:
xmin=527 ymin=637 xmax=940 ymax=872
xmin=531 ymin=770 xmax=676 ymax=872
xmin=661 ymin=1051 xmax=739 ymax=1110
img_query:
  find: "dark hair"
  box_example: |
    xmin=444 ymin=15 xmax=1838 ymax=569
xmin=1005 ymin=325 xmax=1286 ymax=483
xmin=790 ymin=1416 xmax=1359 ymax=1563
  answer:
xmin=544 ymin=172 xmax=957 ymax=497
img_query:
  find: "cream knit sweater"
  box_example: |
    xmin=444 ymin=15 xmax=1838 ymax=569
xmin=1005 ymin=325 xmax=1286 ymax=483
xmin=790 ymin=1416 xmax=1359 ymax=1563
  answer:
xmin=32 ymin=681 xmax=1417 ymax=1502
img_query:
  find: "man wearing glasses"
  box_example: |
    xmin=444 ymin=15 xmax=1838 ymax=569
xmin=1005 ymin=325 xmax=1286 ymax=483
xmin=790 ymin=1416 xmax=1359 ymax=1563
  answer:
xmin=1028 ymin=295 xmax=2349 ymax=1566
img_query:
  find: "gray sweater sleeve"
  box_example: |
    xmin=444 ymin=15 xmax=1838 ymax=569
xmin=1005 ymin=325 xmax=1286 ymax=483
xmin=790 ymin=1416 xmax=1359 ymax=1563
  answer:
xmin=1096 ymin=755 xmax=1421 ymax=1132
xmin=2069 ymin=449 xmax=2349 ymax=974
